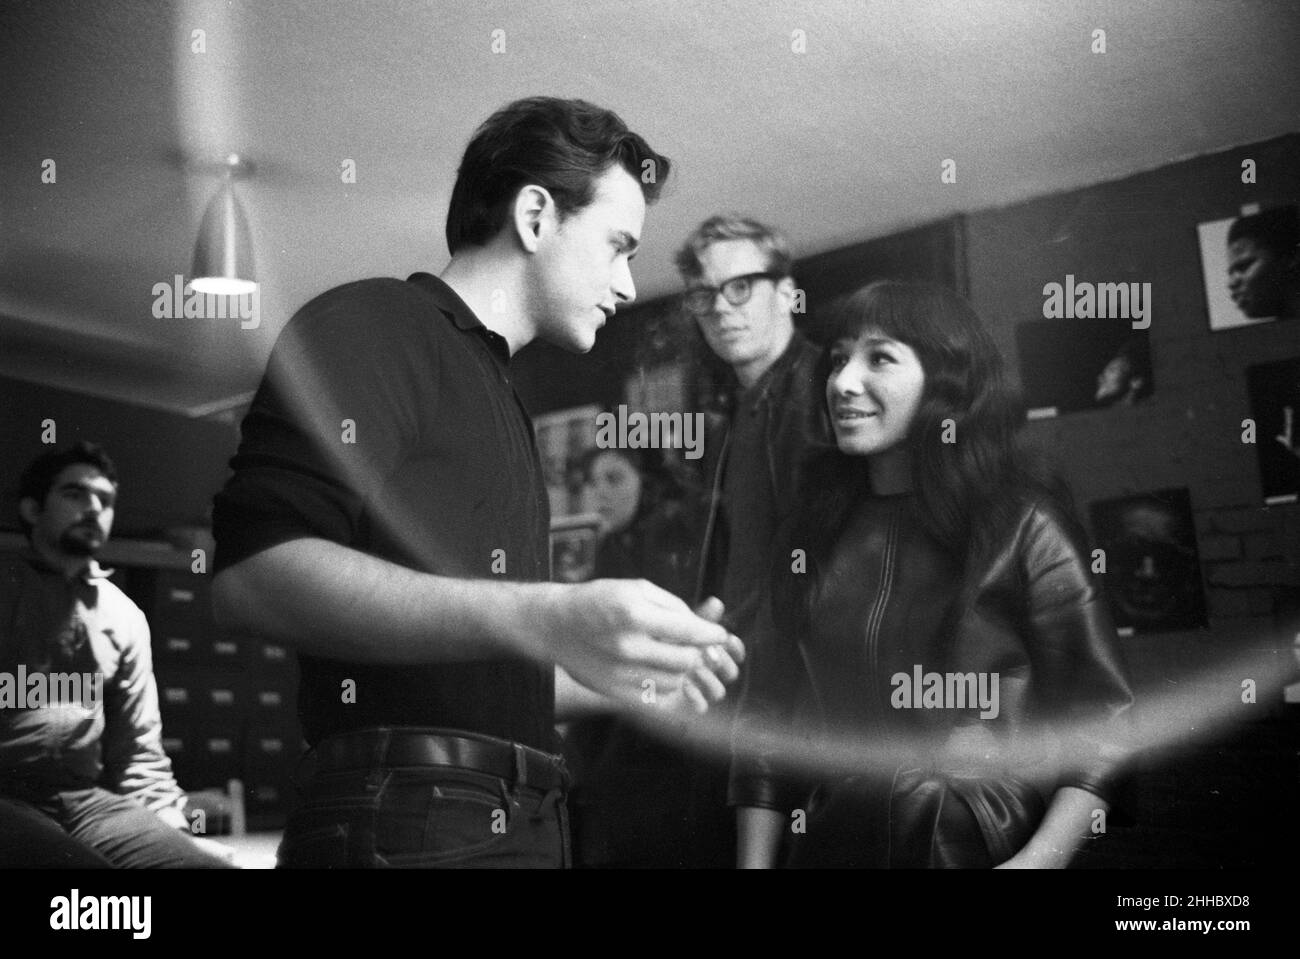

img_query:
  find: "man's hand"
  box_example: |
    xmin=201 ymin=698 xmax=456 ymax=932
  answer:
xmin=647 ymin=597 xmax=739 ymax=714
xmin=536 ymin=581 xmax=743 ymax=712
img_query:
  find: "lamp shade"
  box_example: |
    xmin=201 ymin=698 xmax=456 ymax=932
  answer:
xmin=191 ymin=181 xmax=257 ymax=295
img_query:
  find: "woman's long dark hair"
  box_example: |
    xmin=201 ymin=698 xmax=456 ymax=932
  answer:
xmin=773 ymin=281 xmax=1069 ymax=634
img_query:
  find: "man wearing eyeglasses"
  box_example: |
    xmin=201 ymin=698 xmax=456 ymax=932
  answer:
xmin=671 ymin=215 xmax=832 ymax=865
xmin=675 ymin=215 xmax=831 ymax=639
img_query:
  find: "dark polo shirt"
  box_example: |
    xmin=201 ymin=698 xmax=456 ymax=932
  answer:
xmin=213 ymin=272 xmax=554 ymax=750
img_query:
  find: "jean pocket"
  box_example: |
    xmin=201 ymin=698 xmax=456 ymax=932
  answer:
xmin=373 ymin=770 xmax=513 ymax=867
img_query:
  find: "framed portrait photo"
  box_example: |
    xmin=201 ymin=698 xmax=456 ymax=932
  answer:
xmin=1197 ymin=204 xmax=1299 ymax=331
xmin=549 ymin=512 xmax=603 ymax=583
xmin=1089 ymin=487 xmax=1208 ymax=635
xmin=1246 ymin=355 xmax=1300 ymax=505
xmin=1015 ymin=316 xmax=1154 ymax=419
xmin=534 ymin=404 xmax=601 ymax=517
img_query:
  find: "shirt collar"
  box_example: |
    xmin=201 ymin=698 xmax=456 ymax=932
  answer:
xmin=406 ymin=271 xmax=512 ymax=364
xmin=19 ymin=545 xmax=113 ymax=583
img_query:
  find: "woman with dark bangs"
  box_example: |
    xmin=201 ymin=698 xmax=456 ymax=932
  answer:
xmin=730 ymin=281 xmax=1134 ymax=868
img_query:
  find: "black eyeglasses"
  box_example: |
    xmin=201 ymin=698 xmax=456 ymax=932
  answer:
xmin=682 ymin=271 xmax=783 ymax=315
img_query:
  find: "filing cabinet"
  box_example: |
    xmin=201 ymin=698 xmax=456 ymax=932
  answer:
xmin=121 ymin=564 xmax=304 ymax=829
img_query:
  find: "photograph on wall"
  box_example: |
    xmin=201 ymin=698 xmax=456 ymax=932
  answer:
xmin=1089 ymin=487 xmax=1208 ymax=634
xmin=1247 ymin=356 xmax=1300 ymax=505
xmin=549 ymin=512 xmax=603 ymax=583
xmin=1014 ymin=316 xmax=1154 ymax=418
xmin=1197 ymin=203 xmax=1299 ymax=331
xmin=533 ymin=404 xmax=600 ymax=517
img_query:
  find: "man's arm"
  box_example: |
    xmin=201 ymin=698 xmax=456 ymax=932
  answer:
xmin=554 ymin=666 xmax=610 ymax=720
xmin=98 ymin=603 xmax=188 ymax=824
xmin=214 ymin=539 xmax=743 ymax=707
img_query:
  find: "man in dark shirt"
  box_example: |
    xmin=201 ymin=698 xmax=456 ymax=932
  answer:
xmin=674 ymin=215 xmax=832 ymax=866
xmin=211 ymin=97 xmax=743 ymax=868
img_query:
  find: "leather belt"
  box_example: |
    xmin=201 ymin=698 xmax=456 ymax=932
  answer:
xmin=312 ymin=727 xmax=567 ymax=792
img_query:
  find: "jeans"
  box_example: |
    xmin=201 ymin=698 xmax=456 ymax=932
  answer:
xmin=0 ymin=785 xmax=233 ymax=868
xmin=279 ymin=753 xmax=571 ymax=869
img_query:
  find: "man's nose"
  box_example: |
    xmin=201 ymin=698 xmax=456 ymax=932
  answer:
xmin=613 ymin=259 xmax=636 ymax=305
xmin=708 ymin=292 xmax=739 ymax=320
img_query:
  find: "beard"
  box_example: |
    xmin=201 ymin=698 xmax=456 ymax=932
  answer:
xmin=58 ymin=524 xmax=103 ymax=557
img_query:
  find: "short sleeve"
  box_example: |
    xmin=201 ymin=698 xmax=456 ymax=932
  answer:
xmin=212 ymin=280 xmax=437 ymax=572
xmin=1019 ymin=503 xmax=1135 ymax=803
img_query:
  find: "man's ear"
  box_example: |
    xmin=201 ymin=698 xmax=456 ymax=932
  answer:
xmin=18 ymin=496 xmax=41 ymax=529
xmin=775 ymin=275 xmax=797 ymax=313
xmin=512 ymin=184 xmax=555 ymax=254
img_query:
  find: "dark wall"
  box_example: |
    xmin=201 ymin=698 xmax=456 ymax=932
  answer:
xmin=966 ymin=133 xmax=1300 ymax=634
xmin=964 ymin=133 xmax=1300 ymax=867
xmin=796 ymin=217 xmax=967 ymax=339
xmin=0 ymin=376 xmax=238 ymax=537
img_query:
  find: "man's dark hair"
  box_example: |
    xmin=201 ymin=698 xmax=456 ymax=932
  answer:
xmin=445 ymin=96 xmax=671 ymax=255
xmin=1228 ymin=206 xmax=1300 ymax=258
xmin=18 ymin=441 xmax=118 ymax=536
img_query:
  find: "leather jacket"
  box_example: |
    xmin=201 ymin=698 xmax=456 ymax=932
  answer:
xmin=729 ymin=493 xmax=1134 ymax=868
xmin=693 ymin=331 xmax=833 ymax=635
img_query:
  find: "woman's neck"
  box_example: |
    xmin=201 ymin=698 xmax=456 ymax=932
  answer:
xmin=867 ymin=446 xmax=913 ymax=496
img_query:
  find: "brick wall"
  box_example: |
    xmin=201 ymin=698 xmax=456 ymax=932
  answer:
xmin=965 ymin=132 xmax=1300 ymax=867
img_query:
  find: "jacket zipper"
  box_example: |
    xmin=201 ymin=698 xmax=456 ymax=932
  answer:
xmin=868 ymin=504 xmax=901 ymax=865
xmin=864 ymin=503 xmax=900 ymax=723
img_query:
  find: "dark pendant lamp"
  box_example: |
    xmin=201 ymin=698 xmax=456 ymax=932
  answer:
xmin=191 ymin=153 xmax=257 ymax=295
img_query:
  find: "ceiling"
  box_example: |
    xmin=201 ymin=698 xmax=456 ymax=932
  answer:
xmin=2 ymin=0 xmax=1298 ymax=418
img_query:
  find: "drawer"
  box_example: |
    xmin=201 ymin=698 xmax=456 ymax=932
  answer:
xmin=159 ymin=720 xmax=199 ymax=786
xmin=154 ymin=631 xmax=204 ymax=665
xmin=208 ymin=634 xmax=247 ymax=667
xmin=156 ymin=670 xmax=248 ymax=720
xmin=137 ymin=569 xmax=216 ymax=633
xmin=253 ymin=641 xmax=295 ymax=672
